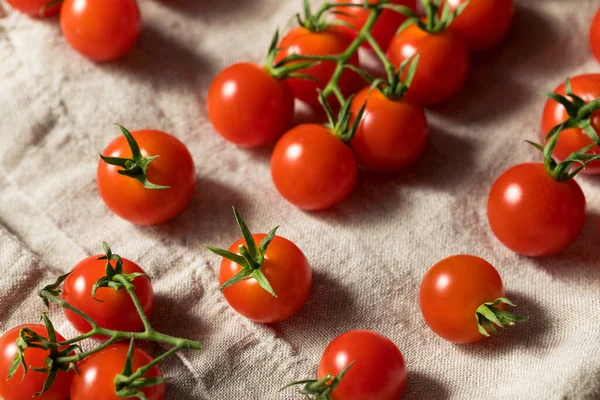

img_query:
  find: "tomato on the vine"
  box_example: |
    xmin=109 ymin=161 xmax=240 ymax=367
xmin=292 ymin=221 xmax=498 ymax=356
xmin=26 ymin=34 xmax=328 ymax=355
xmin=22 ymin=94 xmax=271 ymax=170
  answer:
xmin=271 ymin=124 xmax=358 ymax=210
xmin=60 ymin=0 xmax=140 ymax=62
xmin=70 ymin=344 xmax=164 ymax=400
xmin=0 ymin=324 xmax=72 ymax=400
xmin=591 ymin=9 xmax=600 ymax=64
xmin=6 ymin=0 xmax=60 ymax=17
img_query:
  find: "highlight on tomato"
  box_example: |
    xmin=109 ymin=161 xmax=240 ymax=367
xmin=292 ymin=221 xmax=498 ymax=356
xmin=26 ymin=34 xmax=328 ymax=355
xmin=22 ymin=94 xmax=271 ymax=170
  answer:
xmin=5 ymin=0 xmax=60 ymax=17
xmin=590 ymin=8 xmax=600 ymax=64
xmin=205 ymin=207 xmax=312 ymax=323
xmin=60 ymin=0 xmax=140 ymax=62
xmin=97 ymin=124 xmax=196 ymax=225
xmin=420 ymin=255 xmax=527 ymax=344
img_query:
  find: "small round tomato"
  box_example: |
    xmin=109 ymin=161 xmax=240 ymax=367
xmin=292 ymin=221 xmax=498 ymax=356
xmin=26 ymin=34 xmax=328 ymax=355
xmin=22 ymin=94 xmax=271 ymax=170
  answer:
xmin=97 ymin=129 xmax=196 ymax=225
xmin=271 ymin=124 xmax=358 ymax=210
xmin=275 ymin=26 xmax=361 ymax=107
xmin=541 ymin=74 xmax=600 ymax=174
xmin=6 ymin=0 xmax=60 ymax=17
xmin=591 ymin=9 xmax=600 ymax=64
xmin=350 ymin=88 xmax=428 ymax=171
xmin=443 ymin=0 xmax=514 ymax=51
xmin=60 ymin=0 xmax=140 ymax=62
xmin=334 ymin=0 xmax=417 ymax=50
xmin=70 ymin=344 xmax=164 ymax=400
xmin=387 ymin=23 xmax=469 ymax=105
xmin=487 ymin=163 xmax=586 ymax=256
xmin=420 ymin=255 xmax=505 ymax=343
xmin=62 ymin=254 xmax=154 ymax=336
xmin=207 ymin=63 xmax=295 ymax=147
xmin=317 ymin=330 xmax=406 ymax=400
xmin=0 ymin=324 xmax=72 ymax=400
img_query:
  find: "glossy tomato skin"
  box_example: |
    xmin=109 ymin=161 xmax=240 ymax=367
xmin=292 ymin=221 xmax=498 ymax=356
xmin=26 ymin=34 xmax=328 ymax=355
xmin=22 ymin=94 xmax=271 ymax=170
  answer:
xmin=220 ymin=234 xmax=311 ymax=323
xmin=541 ymin=74 xmax=600 ymax=174
xmin=487 ymin=163 xmax=586 ymax=257
xmin=0 ymin=324 xmax=72 ymax=400
xmin=334 ymin=0 xmax=417 ymax=50
xmin=275 ymin=26 xmax=361 ymax=106
xmin=207 ymin=63 xmax=295 ymax=147
xmin=444 ymin=0 xmax=514 ymax=51
xmin=591 ymin=9 xmax=600 ymax=64
xmin=317 ymin=330 xmax=406 ymax=400
xmin=97 ymin=130 xmax=196 ymax=225
xmin=70 ymin=344 xmax=164 ymax=400
xmin=350 ymin=88 xmax=428 ymax=172
xmin=271 ymin=124 xmax=358 ymax=210
xmin=420 ymin=255 xmax=504 ymax=344
xmin=6 ymin=0 xmax=60 ymax=17
xmin=60 ymin=0 xmax=140 ymax=62
xmin=387 ymin=23 xmax=469 ymax=105
xmin=62 ymin=255 xmax=154 ymax=336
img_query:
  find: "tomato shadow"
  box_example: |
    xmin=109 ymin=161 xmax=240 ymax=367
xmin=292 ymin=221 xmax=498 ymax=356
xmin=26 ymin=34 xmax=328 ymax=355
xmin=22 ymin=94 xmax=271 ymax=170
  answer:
xmin=151 ymin=292 xmax=214 ymax=341
xmin=403 ymin=371 xmax=450 ymax=400
xmin=151 ymin=0 xmax=255 ymax=17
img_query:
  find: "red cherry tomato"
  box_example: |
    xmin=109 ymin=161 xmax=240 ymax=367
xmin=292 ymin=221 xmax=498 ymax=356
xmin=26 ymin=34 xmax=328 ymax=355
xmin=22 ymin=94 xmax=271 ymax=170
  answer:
xmin=97 ymin=129 xmax=196 ymax=225
xmin=70 ymin=344 xmax=164 ymax=400
xmin=219 ymin=234 xmax=312 ymax=323
xmin=387 ymin=23 xmax=469 ymax=105
xmin=541 ymin=74 xmax=600 ymax=174
xmin=487 ymin=163 xmax=586 ymax=256
xmin=271 ymin=124 xmax=358 ymax=210
xmin=420 ymin=255 xmax=504 ymax=343
xmin=443 ymin=0 xmax=514 ymax=51
xmin=5 ymin=0 xmax=60 ymax=17
xmin=591 ymin=9 xmax=600 ymax=64
xmin=207 ymin=63 xmax=295 ymax=147
xmin=275 ymin=26 xmax=361 ymax=107
xmin=0 ymin=324 xmax=72 ymax=400
xmin=350 ymin=88 xmax=428 ymax=171
xmin=317 ymin=330 xmax=406 ymax=400
xmin=334 ymin=0 xmax=417 ymax=50
xmin=60 ymin=0 xmax=140 ymax=62
xmin=62 ymin=255 xmax=154 ymax=336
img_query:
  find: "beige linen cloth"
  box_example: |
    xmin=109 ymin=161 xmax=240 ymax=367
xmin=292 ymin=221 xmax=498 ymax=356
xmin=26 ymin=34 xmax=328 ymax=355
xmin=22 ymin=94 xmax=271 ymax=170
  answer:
xmin=1 ymin=0 xmax=599 ymax=399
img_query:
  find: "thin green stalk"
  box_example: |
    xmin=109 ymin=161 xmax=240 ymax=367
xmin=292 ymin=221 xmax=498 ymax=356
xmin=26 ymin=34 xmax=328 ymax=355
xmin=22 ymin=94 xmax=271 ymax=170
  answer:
xmin=114 ymin=275 xmax=152 ymax=332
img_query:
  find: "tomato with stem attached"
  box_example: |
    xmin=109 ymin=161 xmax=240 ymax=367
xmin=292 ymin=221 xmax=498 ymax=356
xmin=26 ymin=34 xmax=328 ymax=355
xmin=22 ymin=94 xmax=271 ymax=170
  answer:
xmin=60 ymin=0 xmax=140 ymax=62
xmin=5 ymin=0 xmax=60 ymax=17
xmin=0 ymin=324 xmax=72 ymax=400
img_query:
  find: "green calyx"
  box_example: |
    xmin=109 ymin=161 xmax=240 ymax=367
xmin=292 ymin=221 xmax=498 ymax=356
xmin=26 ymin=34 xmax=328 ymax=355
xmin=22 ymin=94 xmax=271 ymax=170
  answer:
xmin=100 ymin=124 xmax=169 ymax=190
xmin=476 ymin=298 xmax=528 ymax=337
xmin=205 ymin=207 xmax=279 ymax=297
xmin=318 ymin=91 xmax=366 ymax=143
xmin=281 ymin=361 xmax=355 ymax=400
xmin=393 ymin=0 xmax=470 ymax=34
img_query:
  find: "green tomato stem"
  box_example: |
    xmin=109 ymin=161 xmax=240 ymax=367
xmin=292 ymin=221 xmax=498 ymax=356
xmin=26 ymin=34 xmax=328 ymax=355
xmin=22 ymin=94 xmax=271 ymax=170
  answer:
xmin=113 ymin=274 xmax=153 ymax=332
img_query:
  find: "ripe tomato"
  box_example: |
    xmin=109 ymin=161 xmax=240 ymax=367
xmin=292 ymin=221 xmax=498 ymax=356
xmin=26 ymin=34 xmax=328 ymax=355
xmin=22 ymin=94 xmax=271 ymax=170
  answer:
xmin=591 ymin=9 xmax=600 ymax=64
xmin=487 ymin=163 xmax=586 ymax=256
xmin=317 ymin=330 xmax=406 ymax=400
xmin=97 ymin=129 xmax=195 ymax=225
xmin=275 ymin=26 xmax=361 ymax=107
xmin=541 ymin=74 xmax=600 ymax=174
xmin=207 ymin=63 xmax=295 ymax=147
xmin=60 ymin=0 xmax=140 ymax=62
xmin=350 ymin=88 xmax=428 ymax=171
xmin=443 ymin=0 xmax=514 ymax=51
xmin=62 ymin=254 xmax=154 ymax=335
xmin=334 ymin=0 xmax=417 ymax=50
xmin=387 ymin=23 xmax=469 ymax=105
xmin=70 ymin=344 xmax=164 ymax=400
xmin=5 ymin=0 xmax=60 ymax=17
xmin=271 ymin=124 xmax=358 ymax=210
xmin=0 ymin=324 xmax=72 ymax=400
xmin=219 ymin=234 xmax=312 ymax=323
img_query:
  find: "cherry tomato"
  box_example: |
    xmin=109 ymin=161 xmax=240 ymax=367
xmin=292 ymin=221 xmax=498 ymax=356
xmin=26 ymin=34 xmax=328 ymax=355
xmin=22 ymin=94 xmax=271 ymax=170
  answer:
xmin=62 ymin=255 xmax=154 ymax=336
xmin=487 ymin=163 xmax=586 ymax=257
xmin=97 ymin=129 xmax=196 ymax=225
xmin=541 ymin=74 xmax=600 ymax=174
xmin=591 ymin=9 xmax=600 ymax=64
xmin=387 ymin=23 xmax=469 ymax=105
xmin=350 ymin=88 xmax=428 ymax=171
xmin=317 ymin=330 xmax=406 ymax=400
xmin=70 ymin=344 xmax=164 ymax=400
xmin=420 ymin=255 xmax=505 ymax=343
xmin=0 ymin=324 xmax=72 ymax=400
xmin=275 ymin=26 xmax=361 ymax=107
xmin=334 ymin=0 xmax=417 ymax=50
xmin=207 ymin=63 xmax=295 ymax=147
xmin=443 ymin=0 xmax=514 ymax=51
xmin=60 ymin=0 xmax=140 ymax=62
xmin=271 ymin=124 xmax=358 ymax=210
xmin=5 ymin=0 xmax=60 ymax=17
xmin=219 ymin=234 xmax=312 ymax=323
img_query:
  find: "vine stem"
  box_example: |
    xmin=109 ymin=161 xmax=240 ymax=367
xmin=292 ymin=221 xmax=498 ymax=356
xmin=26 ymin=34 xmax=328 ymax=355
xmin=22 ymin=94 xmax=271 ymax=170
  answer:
xmin=114 ymin=275 xmax=152 ymax=332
